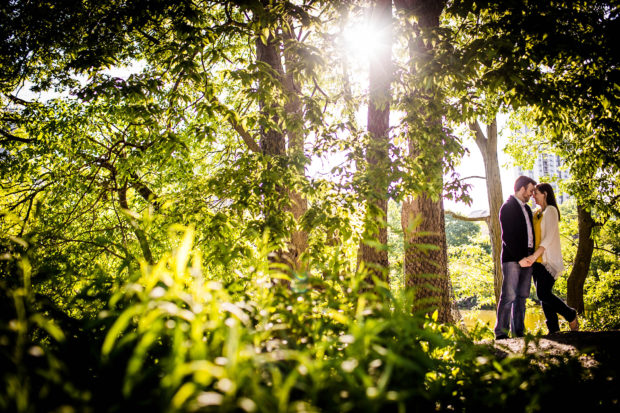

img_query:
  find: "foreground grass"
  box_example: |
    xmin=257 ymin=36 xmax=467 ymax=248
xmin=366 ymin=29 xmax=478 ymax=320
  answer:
xmin=2 ymin=231 xmax=618 ymax=412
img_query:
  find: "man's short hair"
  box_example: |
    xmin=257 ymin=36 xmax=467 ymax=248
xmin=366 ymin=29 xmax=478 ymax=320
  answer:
xmin=514 ymin=175 xmax=536 ymax=193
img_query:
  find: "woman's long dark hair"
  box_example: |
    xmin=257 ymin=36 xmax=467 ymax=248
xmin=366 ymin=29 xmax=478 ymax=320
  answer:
xmin=536 ymin=183 xmax=561 ymax=221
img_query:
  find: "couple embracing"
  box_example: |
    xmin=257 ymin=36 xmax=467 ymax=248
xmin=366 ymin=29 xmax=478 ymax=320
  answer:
xmin=494 ymin=176 xmax=579 ymax=340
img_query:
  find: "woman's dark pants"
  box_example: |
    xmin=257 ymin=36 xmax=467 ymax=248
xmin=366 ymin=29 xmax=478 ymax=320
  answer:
xmin=532 ymin=262 xmax=577 ymax=334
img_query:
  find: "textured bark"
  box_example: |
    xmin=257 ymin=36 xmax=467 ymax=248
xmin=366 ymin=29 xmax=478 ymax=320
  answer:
xmin=255 ymin=14 xmax=310 ymax=271
xmin=397 ymin=0 xmax=455 ymax=323
xmin=254 ymin=26 xmax=290 ymax=274
xmin=357 ymin=0 xmax=392 ymax=282
xmin=567 ymin=204 xmax=596 ymax=313
xmin=255 ymin=33 xmax=286 ymax=157
xmin=358 ymin=198 xmax=389 ymax=282
xmin=469 ymin=119 xmax=503 ymax=305
xmin=402 ymin=194 xmax=452 ymax=321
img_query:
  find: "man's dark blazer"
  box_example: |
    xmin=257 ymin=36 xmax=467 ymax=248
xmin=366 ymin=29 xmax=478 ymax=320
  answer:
xmin=499 ymin=195 xmax=533 ymax=263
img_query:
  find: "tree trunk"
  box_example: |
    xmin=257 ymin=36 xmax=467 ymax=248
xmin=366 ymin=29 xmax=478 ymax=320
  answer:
xmin=254 ymin=13 xmax=312 ymax=273
xmin=256 ymin=33 xmax=286 ymax=157
xmin=397 ymin=0 xmax=454 ymax=323
xmin=282 ymin=22 xmax=308 ymax=269
xmin=357 ymin=0 xmax=392 ymax=282
xmin=402 ymin=194 xmax=452 ymax=321
xmin=567 ymin=204 xmax=596 ymax=313
xmin=469 ymin=119 xmax=503 ymax=305
xmin=253 ymin=24 xmax=292 ymax=275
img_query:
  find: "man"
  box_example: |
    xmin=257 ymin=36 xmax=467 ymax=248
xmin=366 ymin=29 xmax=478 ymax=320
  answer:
xmin=495 ymin=175 xmax=537 ymax=339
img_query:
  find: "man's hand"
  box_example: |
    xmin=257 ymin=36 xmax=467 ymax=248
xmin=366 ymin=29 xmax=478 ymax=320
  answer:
xmin=519 ymin=257 xmax=533 ymax=267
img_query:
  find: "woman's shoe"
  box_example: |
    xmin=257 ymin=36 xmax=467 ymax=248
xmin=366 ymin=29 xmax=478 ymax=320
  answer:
xmin=569 ymin=316 xmax=579 ymax=331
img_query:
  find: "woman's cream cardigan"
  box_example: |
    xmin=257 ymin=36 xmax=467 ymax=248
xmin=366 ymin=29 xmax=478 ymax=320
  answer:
xmin=535 ymin=205 xmax=565 ymax=279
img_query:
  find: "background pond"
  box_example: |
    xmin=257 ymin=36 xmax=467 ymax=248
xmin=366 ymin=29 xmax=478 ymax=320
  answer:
xmin=461 ymin=308 xmax=550 ymax=333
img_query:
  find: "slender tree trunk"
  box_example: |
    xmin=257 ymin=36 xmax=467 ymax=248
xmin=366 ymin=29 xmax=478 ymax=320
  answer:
xmin=337 ymin=4 xmax=354 ymax=116
xmin=567 ymin=204 xmax=596 ymax=313
xmin=469 ymin=119 xmax=503 ymax=305
xmin=282 ymin=23 xmax=308 ymax=269
xmin=357 ymin=0 xmax=392 ymax=282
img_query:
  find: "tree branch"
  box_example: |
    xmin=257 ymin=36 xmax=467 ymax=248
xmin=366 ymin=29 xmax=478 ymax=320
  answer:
xmin=130 ymin=173 xmax=161 ymax=211
xmin=18 ymin=195 xmax=35 ymax=237
xmin=53 ymin=237 xmax=127 ymax=260
xmin=92 ymin=156 xmax=161 ymax=210
xmin=593 ymin=245 xmax=620 ymax=258
xmin=0 ymin=129 xmax=33 ymax=144
xmin=445 ymin=209 xmax=489 ymax=222
xmin=228 ymin=116 xmax=261 ymax=153
xmin=5 ymin=94 xmax=31 ymax=106
xmin=135 ymin=28 xmax=160 ymax=45
xmin=468 ymin=120 xmax=487 ymax=159
xmin=118 ymin=180 xmax=154 ymax=265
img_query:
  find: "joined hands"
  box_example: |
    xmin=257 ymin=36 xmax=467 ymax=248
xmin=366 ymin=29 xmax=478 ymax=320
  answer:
xmin=519 ymin=256 xmax=535 ymax=267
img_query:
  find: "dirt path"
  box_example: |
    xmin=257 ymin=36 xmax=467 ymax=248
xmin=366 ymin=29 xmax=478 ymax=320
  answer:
xmin=479 ymin=330 xmax=620 ymax=369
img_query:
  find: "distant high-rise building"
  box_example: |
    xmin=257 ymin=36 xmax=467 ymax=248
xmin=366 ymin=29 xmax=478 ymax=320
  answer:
xmin=515 ymin=153 xmax=571 ymax=204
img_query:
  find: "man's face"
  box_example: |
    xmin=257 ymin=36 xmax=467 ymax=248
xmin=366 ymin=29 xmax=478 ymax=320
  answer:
xmin=517 ymin=183 xmax=535 ymax=202
xmin=525 ymin=183 xmax=535 ymax=200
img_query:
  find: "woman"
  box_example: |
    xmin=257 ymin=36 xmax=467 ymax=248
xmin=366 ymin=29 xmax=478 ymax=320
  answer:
xmin=527 ymin=183 xmax=579 ymax=334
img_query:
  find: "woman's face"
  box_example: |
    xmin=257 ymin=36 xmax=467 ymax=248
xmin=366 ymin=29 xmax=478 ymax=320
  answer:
xmin=533 ymin=188 xmax=546 ymax=207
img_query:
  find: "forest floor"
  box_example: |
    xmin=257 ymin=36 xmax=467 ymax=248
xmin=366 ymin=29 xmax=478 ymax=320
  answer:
xmin=478 ymin=330 xmax=620 ymax=370
xmin=476 ymin=331 xmax=620 ymax=410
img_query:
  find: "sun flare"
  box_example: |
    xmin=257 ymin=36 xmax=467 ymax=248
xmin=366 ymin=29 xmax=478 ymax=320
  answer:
xmin=341 ymin=22 xmax=386 ymax=62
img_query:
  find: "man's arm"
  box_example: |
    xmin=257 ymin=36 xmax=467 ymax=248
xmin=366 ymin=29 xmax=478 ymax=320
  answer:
xmin=499 ymin=201 xmax=522 ymax=261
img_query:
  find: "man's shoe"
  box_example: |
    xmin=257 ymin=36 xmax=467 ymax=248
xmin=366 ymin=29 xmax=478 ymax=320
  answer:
xmin=569 ymin=316 xmax=579 ymax=331
xmin=495 ymin=335 xmax=509 ymax=340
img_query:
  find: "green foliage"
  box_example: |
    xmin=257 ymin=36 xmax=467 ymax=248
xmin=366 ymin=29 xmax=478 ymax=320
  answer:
xmin=2 ymin=229 xmax=619 ymax=412
xmin=0 ymin=240 xmax=88 ymax=413
xmin=445 ymin=215 xmax=482 ymax=248
xmin=387 ymin=200 xmax=404 ymax=290
xmin=443 ymin=0 xmax=620 ymax=218
xmin=1 ymin=1 xmax=620 ymax=411
xmin=448 ymin=228 xmax=496 ymax=310
xmin=580 ymin=216 xmax=620 ymax=330
xmin=584 ymin=265 xmax=620 ymax=330
xmin=443 ymin=217 xmax=495 ymax=310
xmin=554 ymin=200 xmax=620 ymax=329
xmin=100 ymin=227 xmax=442 ymax=411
